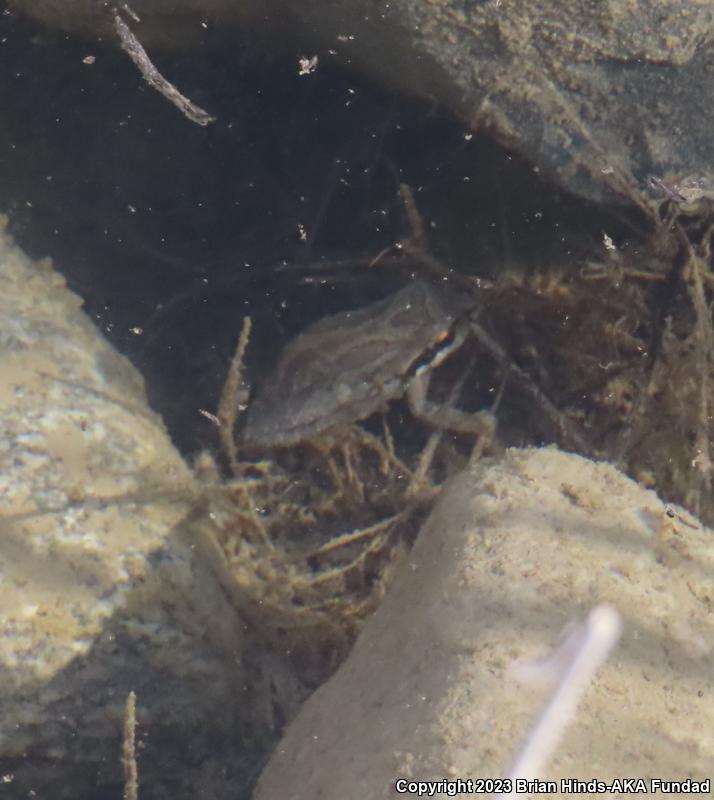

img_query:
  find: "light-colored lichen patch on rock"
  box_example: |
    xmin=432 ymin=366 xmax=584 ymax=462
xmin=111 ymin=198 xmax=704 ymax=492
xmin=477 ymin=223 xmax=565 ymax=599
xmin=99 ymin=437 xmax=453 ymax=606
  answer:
xmin=255 ymin=447 xmax=714 ymax=799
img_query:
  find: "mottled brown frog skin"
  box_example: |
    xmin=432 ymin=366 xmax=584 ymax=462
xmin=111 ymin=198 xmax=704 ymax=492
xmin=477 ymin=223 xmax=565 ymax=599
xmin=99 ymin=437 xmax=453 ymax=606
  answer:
xmin=241 ymin=280 xmax=476 ymax=448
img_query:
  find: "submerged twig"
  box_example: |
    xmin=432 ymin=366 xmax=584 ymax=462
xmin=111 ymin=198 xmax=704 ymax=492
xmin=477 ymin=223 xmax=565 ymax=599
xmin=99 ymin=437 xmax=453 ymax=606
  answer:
xmin=122 ymin=691 xmax=139 ymax=800
xmin=218 ymin=316 xmax=253 ymax=473
xmin=679 ymin=225 xmax=714 ymax=503
xmin=466 ymin=320 xmax=592 ymax=455
xmin=113 ymin=11 xmax=216 ymax=127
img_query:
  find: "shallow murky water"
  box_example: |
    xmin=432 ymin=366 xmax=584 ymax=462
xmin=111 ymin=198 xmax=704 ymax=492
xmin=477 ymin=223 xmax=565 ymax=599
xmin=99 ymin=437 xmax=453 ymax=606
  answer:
xmin=3 ymin=6 xmax=708 ymax=799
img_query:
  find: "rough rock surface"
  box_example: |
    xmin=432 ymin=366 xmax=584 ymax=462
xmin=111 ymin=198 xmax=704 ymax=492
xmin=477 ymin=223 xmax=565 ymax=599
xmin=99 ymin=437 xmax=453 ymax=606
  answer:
xmin=10 ymin=0 xmax=714 ymax=206
xmin=255 ymin=447 xmax=714 ymax=799
xmin=0 ymin=217 xmax=252 ymax=798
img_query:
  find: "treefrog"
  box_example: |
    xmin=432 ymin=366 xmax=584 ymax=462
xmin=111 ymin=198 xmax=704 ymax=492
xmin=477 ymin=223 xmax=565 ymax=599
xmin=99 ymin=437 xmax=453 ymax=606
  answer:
xmin=241 ymin=280 xmax=494 ymax=447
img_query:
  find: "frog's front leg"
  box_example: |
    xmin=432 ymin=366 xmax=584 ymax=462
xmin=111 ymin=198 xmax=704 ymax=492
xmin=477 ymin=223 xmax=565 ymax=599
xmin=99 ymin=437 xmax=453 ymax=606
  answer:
xmin=405 ymin=370 xmax=496 ymax=440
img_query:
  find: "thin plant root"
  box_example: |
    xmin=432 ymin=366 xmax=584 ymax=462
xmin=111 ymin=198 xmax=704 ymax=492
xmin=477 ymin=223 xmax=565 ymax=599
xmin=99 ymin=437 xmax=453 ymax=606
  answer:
xmin=217 ymin=316 xmax=253 ymax=473
xmin=307 ymin=511 xmax=407 ymax=559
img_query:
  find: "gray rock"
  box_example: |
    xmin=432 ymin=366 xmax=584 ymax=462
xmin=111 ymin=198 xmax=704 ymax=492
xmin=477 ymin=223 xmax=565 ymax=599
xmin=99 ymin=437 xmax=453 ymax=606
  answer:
xmin=10 ymin=0 xmax=714 ymax=206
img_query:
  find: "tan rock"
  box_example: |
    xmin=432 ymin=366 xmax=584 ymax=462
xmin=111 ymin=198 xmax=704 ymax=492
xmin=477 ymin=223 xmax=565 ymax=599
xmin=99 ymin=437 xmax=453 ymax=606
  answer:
xmin=256 ymin=447 xmax=714 ymax=798
xmin=0 ymin=217 xmax=252 ymax=798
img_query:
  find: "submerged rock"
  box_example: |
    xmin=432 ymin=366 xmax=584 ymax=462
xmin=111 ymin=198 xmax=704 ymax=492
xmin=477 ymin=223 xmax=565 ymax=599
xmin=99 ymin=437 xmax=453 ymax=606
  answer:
xmin=0 ymin=217 xmax=262 ymax=798
xmin=256 ymin=447 xmax=714 ymax=798
xmin=10 ymin=0 xmax=714 ymax=207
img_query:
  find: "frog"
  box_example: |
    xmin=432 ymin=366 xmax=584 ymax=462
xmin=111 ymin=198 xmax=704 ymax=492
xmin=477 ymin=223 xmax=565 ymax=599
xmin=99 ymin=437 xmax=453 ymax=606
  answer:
xmin=240 ymin=279 xmax=495 ymax=448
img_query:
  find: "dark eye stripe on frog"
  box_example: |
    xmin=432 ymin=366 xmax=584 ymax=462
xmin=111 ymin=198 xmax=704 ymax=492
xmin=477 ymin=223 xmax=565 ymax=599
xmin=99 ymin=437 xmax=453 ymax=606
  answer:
xmin=411 ymin=320 xmax=467 ymax=378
